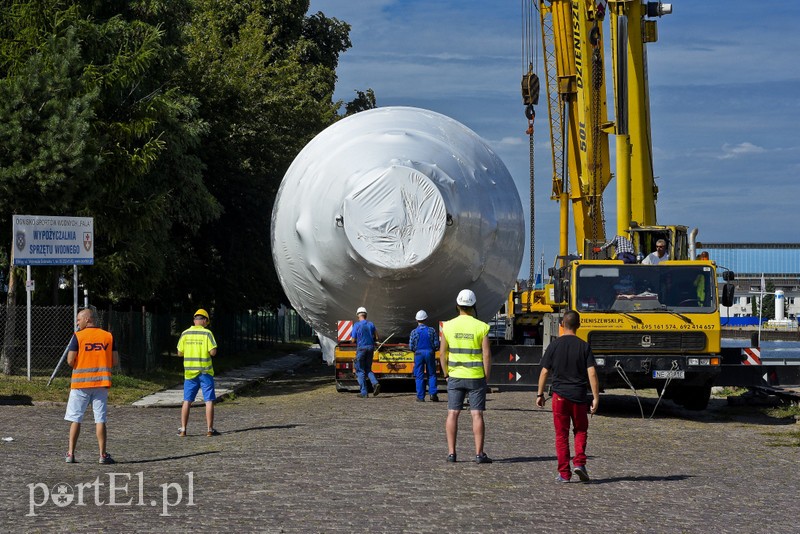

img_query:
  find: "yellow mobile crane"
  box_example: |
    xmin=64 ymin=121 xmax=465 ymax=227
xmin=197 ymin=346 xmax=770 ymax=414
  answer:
xmin=498 ymin=1 xmax=735 ymax=410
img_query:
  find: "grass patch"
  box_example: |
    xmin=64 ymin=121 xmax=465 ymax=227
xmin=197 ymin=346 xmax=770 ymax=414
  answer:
xmin=759 ymin=404 xmax=800 ymax=446
xmin=0 ymin=341 xmax=314 ymax=404
xmin=712 ymin=386 xmax=748 ymax=398
xmin=763 ymin=404 xmax=800 ymax=420
xmin=763 ymin=429 xmax=800 ymax=447
xmin=0 ymin=370 xmax=186 ymax=405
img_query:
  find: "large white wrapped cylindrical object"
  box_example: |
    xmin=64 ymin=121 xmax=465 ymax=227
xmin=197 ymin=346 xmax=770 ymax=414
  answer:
xmin=271 ymin=107 xmax=524 ymax=362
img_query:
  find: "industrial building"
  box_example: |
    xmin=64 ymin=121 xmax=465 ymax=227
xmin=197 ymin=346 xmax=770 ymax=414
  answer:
xmin=701 ymin=243 xmax=800 ymax=324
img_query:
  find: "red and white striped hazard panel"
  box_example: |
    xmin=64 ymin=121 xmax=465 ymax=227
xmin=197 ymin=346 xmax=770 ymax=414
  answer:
xmin=337 ymin=321 xmax=353 ymax=342
xmin=742 ymin=347 xmax=761 ymax=365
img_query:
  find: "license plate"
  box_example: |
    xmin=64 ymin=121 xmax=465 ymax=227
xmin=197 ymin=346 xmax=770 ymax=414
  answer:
xmin=378 ymin=352 xmax=413 ymax=363
xmin=653 ymin=370 xmax=685 ymax=379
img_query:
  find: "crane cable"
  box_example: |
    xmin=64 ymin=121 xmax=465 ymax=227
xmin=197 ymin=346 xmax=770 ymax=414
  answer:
xmin=521 ymin=0 xmax=540 ymax=291
xmin=527 ymin=98 xmax=536 ymax=292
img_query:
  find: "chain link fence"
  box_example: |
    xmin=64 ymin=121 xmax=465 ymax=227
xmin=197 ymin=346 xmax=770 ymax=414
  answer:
xmin=0 ymin=305 xmax=313 ymax=377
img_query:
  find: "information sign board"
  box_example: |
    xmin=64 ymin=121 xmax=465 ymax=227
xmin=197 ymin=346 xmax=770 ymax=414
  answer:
xmin=12 ymin=215 xmax=94 ymax=265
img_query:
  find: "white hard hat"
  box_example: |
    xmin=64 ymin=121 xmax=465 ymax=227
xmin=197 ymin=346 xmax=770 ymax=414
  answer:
xmin=356 ymin=306 xmax=368 ymax=315
xmin=456 ymin=289 xmax=477 ymax=306
xmin=415 ymin=310 xmax=428 ymax=321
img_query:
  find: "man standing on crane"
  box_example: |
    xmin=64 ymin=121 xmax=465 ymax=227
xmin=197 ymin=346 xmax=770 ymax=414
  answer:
xmin=593 ymin=235 xmax=636 ymax=263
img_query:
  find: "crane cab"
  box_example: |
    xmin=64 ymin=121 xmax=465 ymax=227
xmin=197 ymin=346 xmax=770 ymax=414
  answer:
xmin=629 ymin=224 xmax=689 ymax=261
xmin=585 ymin=224 xmax=690 ymax=262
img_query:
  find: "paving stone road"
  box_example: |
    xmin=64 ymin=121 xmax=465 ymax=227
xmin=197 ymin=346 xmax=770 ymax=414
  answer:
xmin=1 ymin=349 xmax=798 ymax=533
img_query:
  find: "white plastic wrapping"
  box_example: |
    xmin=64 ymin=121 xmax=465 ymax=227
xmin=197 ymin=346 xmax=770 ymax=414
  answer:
xmin=271 ymin=107 xmax=524 ymax=362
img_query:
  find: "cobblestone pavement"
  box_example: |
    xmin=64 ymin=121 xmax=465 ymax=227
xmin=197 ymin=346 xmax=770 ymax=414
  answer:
xmin=1 ymin=352 xmax=798 ymax=533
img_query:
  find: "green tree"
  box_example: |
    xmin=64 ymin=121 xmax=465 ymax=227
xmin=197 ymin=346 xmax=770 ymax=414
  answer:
xmin=345 ymin=88 xmax=377 ymax=116
xmin=0 ymin=1 xmax=91 ymax=373
xmin=0 ymin=1 xmax=220 ymax=306
xmin=761 ymin=281 xmax=776 ymax=321
xmin=752 ymin=280 xmax=776 ymax=321
xmin=0 ymin=21 xmax=99 ymax=307
xmin=179 ymin=0 xmax=352 ymax=310
xmin=73 ymin=3 xmax=221 ymax=302
xmin=0 ymin=27 xmax=97 ymax=217
xmin=1 ymin=0 xmax=366 ymax=313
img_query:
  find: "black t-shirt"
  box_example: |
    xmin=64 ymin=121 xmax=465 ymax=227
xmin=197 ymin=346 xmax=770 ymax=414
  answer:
xmin=540 ymin=334 xmax=596 ymax=404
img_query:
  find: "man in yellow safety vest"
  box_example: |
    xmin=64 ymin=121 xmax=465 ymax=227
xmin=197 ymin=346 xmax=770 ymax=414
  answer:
xmin=177 ymin=309 xmax=219 ymax=437
xmin=439 ymin=289 xmax=492 ymax=464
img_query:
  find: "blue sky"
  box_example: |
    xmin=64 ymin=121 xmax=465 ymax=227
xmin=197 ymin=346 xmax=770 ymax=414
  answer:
xmin=309 ymin=1 xmax=800 ymax=279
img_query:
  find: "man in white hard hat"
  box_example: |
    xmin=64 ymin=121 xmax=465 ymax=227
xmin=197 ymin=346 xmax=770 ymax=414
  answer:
xmin=409 ymin=310 xmax=440 ymax=402
xmin=350 ymin=307 xmax=381 ymax=398
xmin=439 ymin=289 xmax=492 ymax=464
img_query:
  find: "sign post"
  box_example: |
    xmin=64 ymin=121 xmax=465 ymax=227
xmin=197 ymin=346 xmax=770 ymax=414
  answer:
xmin=26 ymin=266 xmax=31 ymax=380
xmin=11 ymin=215 xmax=94 ymax=379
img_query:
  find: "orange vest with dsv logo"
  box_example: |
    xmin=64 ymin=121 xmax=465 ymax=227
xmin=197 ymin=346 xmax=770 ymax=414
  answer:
xmin=71 ymin=327 xmax=114 ymax=389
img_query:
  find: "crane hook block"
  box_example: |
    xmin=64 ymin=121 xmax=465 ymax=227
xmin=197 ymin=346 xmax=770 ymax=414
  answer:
xmin=590 ymin=25 xmax=601 ymax=47
xmin=522 ymin=72 xmax=540 ymax=106
xmin=525 ymin=105 xmax=535 ymax=121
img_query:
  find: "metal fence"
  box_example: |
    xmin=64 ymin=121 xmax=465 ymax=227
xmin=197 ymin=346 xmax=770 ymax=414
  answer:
xmin=0 ymin=305 xmax=313 ymax=377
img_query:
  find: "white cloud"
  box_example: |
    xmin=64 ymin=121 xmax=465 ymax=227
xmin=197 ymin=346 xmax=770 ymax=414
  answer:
xmin=718 ymin=142 xmax=766 ymax=160
xmin=496 ymin=136 xmax=524 ymax=147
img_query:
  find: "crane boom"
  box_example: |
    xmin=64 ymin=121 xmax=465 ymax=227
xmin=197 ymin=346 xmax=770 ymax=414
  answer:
xmin=609 ymin=0 xmax=666 ymax=230
xmin=539 ymin=0 xmax=678 ymax=254
xmin=540 ymin=0 xmax=612 ymax=257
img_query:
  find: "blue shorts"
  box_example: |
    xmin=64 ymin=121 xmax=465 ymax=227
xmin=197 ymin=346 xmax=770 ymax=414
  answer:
xmin=184 ymin=374 xmax=216 ymax=402
xmin=447 ymin=377 xmax=487 ymax=411
xmin=64 ymin=387 xmax=109 ymax=423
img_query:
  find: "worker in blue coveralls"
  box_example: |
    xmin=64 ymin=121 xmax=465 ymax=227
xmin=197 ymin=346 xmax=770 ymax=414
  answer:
xmin=409 ymin=310 xmax=440 ymax=402
xmin=350 ymin=307 xmax=381 ymax=398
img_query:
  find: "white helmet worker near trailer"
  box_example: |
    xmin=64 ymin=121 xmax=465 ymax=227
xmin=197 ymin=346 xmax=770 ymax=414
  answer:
xmin=415 ymin=310 xmax=428 ymax=321
xmin=440 ymin=288 xmax=492 ymax=464
xmin=456 ymin=289 xmax=477 ymax=307
xmin=350 ymin=306 xmax=380 ymax=398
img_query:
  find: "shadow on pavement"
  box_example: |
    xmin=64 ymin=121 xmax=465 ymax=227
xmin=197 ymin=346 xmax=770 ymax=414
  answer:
xmin=224 ymin=424 xmax=301 ymax=434
xmin=122 ymin=450 xmax=221 ymax=464
xmin=0 ymin=394 xmax=33 ymax=405
xmin=236 ymin=361 xmax=333 ymax=398
xmin=587 ymin=474 xmax=693 ymax=485
xmin=495 ymin=455 xmax=556 ymax=463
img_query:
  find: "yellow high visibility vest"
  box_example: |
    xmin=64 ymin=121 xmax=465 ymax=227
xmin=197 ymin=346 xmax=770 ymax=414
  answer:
xmin=178 ymin=326 xmax=217 ymax=379
xmin=443 ymin=314 xmax=489 ymax=379
xmin=694 ymin=274 xmax=706 ymax=303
